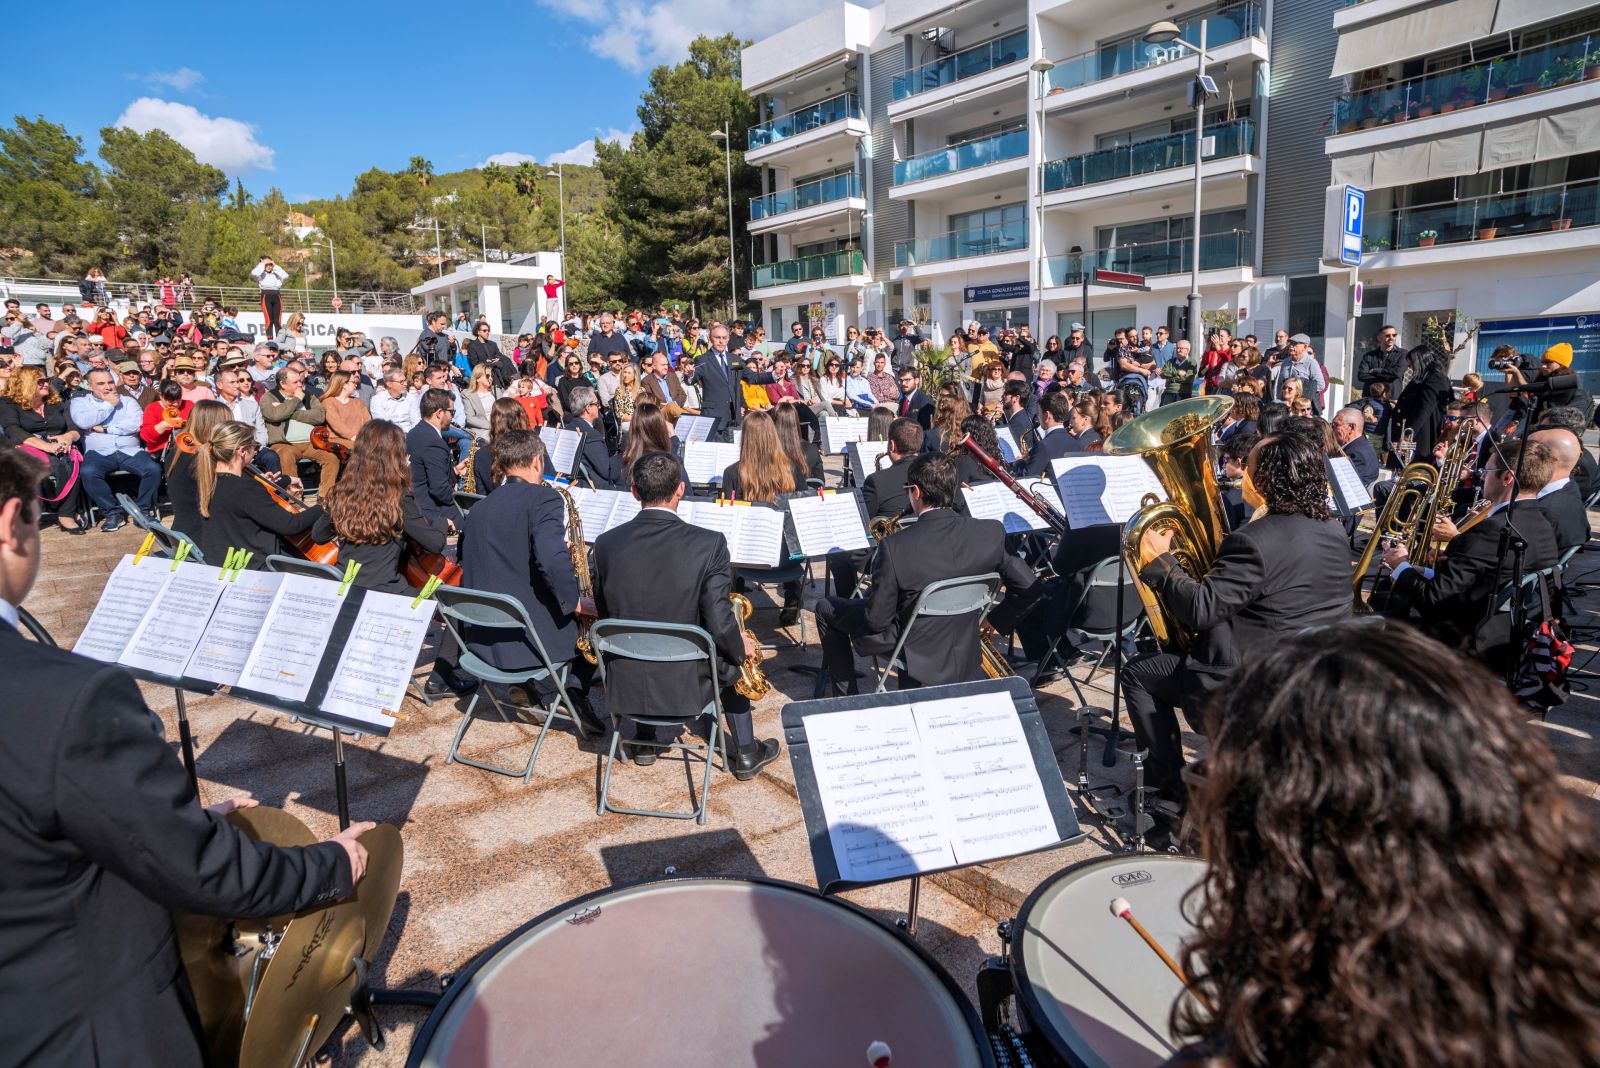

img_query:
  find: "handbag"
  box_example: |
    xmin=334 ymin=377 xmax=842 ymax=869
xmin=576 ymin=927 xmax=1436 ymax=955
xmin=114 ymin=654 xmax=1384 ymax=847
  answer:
xmin=20 ymin=441 xmax=81 ymax=503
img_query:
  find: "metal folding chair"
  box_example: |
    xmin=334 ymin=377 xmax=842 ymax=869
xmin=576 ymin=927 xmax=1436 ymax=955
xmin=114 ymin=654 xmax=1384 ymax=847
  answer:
xmin=590 ymin=619 xmax=729 ymax=824
xmin=264 ymin=554 xmax=340 ymax=581
xmin=1050 ymin=556 xmax=1148 ymax=705
xmin=873 ymin=572 xmax=1001 ymax=693
xmin=434 ymin=586 xmax=592 ymax=783
xmin=118 ymin=493 xmax=203 ymax=563
xmin=455 ymin=491 xmax=485 ymax=515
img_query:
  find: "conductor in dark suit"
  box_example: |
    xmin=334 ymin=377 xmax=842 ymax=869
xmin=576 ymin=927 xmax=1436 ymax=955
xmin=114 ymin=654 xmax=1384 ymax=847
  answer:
xmin=407 ymin=387 xmax=465 ymax=528
xmin=563 ymin=384 xmax=620 ymax=487
xmin=1529 ymin=426 xmax=1591 ymax=554
xmin=591 ymin=451 xmax=780 ymax=779
xmin=686 ymin=322 xmax=774 ymax=432
xmin=458 ymin=428 xmax=601 ymax=730
xmin=0 ymin=448 xmax=373 ymax=1068
xmin=1017 ymin=391 xmax=1077 ymax=477
xmin=814 ymin=452 xmax=1038 ymax=696
xmin=829 ymin=417 xmax=923 ymax=595
xmin=1126 ymin=429 xmax=1353 ymax=831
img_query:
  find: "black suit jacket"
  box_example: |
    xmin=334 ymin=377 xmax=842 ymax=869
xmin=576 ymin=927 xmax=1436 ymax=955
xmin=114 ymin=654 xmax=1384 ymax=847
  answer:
xmin=459 ymin=476 xmax=581 ymax=670
xmin=1341 ymin=434 xmax=1381 ymax=486
xmin=569 ymin=415 xmax=619 ymax=487
xmin=0 ymin=624 xmax=349 ymax=1067
xmin=1145 ymin=513 xmax=1352 ymax=675
xmin=690 ymin=348 xmax=774 ymax=427
xmin=1575 ymin=450 xmax=1598 ymax=503
xmin=1535 ymin=481 xmax=1589 ymax=554
xmin=1018 ymin=425 xmax=1075 ymax=477
xmin=863 ymin=454 xmax=917 ymax=519
xmin=863 ymin=509 xmax=1036 ymax=685
xmin=896 ymin=389 xmax=934 ymax=428
xmin=407 ymin=421 xmax=458 ymax=526
xmin=1005 ymin=408 xmax=1033 ymax=453
xmin=592 ymin=509 xmax=745 ymax=714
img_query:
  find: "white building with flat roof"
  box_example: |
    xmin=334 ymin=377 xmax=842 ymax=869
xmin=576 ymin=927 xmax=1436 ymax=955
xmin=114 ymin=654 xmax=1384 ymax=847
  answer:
xmin=410 ymin=252 xmax=565 ymax=336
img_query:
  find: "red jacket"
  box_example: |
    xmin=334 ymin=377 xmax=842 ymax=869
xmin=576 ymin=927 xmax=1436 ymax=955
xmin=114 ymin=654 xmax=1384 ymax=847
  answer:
xmin=139 ymin=399 xmax=192 ymax=454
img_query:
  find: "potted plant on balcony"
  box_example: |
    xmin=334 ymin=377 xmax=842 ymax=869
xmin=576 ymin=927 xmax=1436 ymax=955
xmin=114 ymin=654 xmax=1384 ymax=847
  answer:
xmin=1587 ymin=47 xmax=1600 ymax=80
xmin=1454 ymin=66 xmax=1486 ymax=108
xmin=1417 ymin=229 xmax=1439 ymax=247
xmin=1414 ymin=93 xmax=1436 ymax=118
xmin=1487 ymin=57 xmax=1513 ymax=100
xmin=1477 ymin=222 xmax=1498 ymax=240
xmin=1552 ymin=216 xmax=1574 ymax=231
xmin=1383 ymin=100 xmax=1408 ymax=125
xmin=1363 ymin=235 xmax=1392 ymax=252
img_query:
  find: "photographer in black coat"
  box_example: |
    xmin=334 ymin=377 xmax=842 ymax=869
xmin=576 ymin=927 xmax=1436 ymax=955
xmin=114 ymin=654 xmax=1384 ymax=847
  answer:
xmin=415 ymin=310 xmax=455 ymax=366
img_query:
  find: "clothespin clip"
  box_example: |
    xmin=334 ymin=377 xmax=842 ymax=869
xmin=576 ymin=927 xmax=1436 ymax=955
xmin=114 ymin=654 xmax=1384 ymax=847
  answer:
xmin=133 ymin=532 xmax=157 ymax=564
xmin=230 ymin=551 xmax=253 ymax=578
xmin=337 ymin=560 xmax=362 ymax=597
xmin=169 ymin=541 xmax=192 ymax=571
xmin=411 ymin=574 xmax=443 ymax=608
xmin=219 ymin=547 xmax=238 ymax=576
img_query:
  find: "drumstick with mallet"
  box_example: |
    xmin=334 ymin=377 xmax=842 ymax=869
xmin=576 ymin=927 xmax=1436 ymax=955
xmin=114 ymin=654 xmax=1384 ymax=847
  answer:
xmin=1109 ymin=897 xmax=1214 ymax=1013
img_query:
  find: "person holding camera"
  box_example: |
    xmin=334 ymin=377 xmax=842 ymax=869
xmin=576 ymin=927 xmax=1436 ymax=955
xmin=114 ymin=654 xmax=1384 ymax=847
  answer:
xmin=415 ymin=310 xmax=455 ymax=367
xmin=250 ymin=257 xmax=288 ymax=340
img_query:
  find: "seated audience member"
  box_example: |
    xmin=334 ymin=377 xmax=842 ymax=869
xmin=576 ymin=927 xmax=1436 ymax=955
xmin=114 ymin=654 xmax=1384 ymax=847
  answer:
xmin=564 ymin=385 xmax=619 ymax=487
xmin=69 ymin=367 xmax=162 ymax=531
xmin=261 ymin=365 xmax=340 ymax=489
xmin=320 ymin=371 xmax=372 ymax=450
xmin=139 ymin=380 xmax=191 ymax=457
xmin=370 ymin=370 xmax=421 ymax=432
xmin=472 ymin=397 xmax=532 ymax=495
xmin=0 ymin=366 xmax=87 ymax=532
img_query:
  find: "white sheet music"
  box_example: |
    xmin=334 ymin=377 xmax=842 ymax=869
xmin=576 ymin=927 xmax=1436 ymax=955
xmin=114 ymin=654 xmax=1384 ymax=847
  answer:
xmin=72 ymin=555 xmax=172 ymax=662
xmin=1051 ymin=455 xmax=1166 ymax=527
xmin=675 ymin=414 xmax=717 ymax=444
xmin=320 ymin=591 xmax=436 ymax=728
xmin=962 ymin=481 xmax=1048 ymax=534
xmin=994 ymin=427 xmax=1021 ymax=464
xmin=185 ymin=570 xmax=285 ymax=687
xmin=568 ymin=485 xmax=613 ymax=540
xmin=822 ymin=416 xmax=869 ymax=455
xmin=1326 ymin=456 xmax=1373 ymax=514
xmin=679 ymin=500 xmax=786 ymax=566
xmin=236 ymin=574 xmax=344 ymax=703
xmin=539 ymin=426 xmax=581 ymax=476
xmin=787 ymin=492 xmax=870 ymax=556
xmin=681 ymin=441 xmax=742 ymax=486
xmin=848 ymin=440 xmax=891 ymax=484
xmin=118 ymin=562 xmax=227 ymax=678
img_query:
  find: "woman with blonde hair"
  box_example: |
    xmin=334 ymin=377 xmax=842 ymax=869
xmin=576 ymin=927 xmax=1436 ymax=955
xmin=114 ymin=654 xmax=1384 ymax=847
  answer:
xmin=279 ymin=311 xmax=309 ymax=353
xmin=312 ymin=420 xmax=445 ymax=594
xmin=196 ymin=420 xmax=321 ymax=566
xmin=320 ymin=371 xmax=371 ymax=449
xmin=0 ymin=365 xmax=87 ymax=531
xmin=460 ymin=363 xmax=497 ymax=438
xmin=167 ymin=399 xmax=231 ymax=543
xmin=611 ymin=362 xmax=642 ymax=434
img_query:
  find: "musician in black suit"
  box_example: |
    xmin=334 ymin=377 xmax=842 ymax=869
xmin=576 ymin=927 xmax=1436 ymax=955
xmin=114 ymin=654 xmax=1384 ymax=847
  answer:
xmin=894 ymin=367 xmax=935 ymax=428
xmin=0 ymin=447 xmax=372 ymax=1068
xmin=563 ymin=384 xmax=620 ymax=487
xmin=1529 ymin=427 xmax=1590 ymax=554
xmin=591 ymin=451 xmax=780 ymax=778
xmin=814 ymin=452 xmax=1038 ymax=696
xmin=407 ymin=387 xmax=465 ymax=529
xmin=829 ymin=417 xmax=923 ymax=594
xmin=1538 ymin=405 xmax=1597 ymax=502
xmin=1125 ymin=429 xmax=1353 ymax=834
xmin=1017 ymin=391 xmax=1077 ymax=477
xmin=1002 ymin=380 xmax=1034 ymax=450
xmin=458 ymin=429 xmax=601 ymax=728
xmin=685 ymin=322 xmax=774 ymax=431
xmin=1332 ymin=407 xmax=1380 ymax=485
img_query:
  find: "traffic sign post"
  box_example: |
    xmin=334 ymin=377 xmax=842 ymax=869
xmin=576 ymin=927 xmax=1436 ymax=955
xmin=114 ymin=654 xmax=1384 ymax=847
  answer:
xmin=1340 ymin=186 xmax=1365 ymax=267
xmin=330 ymin=296 xmax=343 ymax=310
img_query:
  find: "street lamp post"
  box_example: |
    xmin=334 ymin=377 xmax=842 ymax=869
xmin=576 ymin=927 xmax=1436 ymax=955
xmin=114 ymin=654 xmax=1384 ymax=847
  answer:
xmin=311 ymin=237 xmax=338 ymax=307
xmin=1144 ymin=18 xmax=1213 ymax=355
xmin=709 ymin=124 xmax=738 ymax=324
xmin=1029 ymin=51 xmax=1056 ymax=338
xmin=544 ymin=164 xmax=567 ymax=263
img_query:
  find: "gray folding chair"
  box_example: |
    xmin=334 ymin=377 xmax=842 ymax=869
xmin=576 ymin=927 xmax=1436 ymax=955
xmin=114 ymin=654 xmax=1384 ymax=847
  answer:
xmin=590 ymin=619 xmax=729 ymax=824
xmin=455 ymin=491 xmax=485 ymax=515
xmin=873 ymin=572 xmax=1002 ymax=693
xmin=118 ymin=493 xmax=203 ymax=563
xmin=734 ymin=561 xmax=811 ymax=650
xmin=264 ymin=554 xmax=341 ymax=581
xmin=434 ymin=586 xmax=592 ymax=783
xmin=1049 ymin=556 xmax=1151 ymax=704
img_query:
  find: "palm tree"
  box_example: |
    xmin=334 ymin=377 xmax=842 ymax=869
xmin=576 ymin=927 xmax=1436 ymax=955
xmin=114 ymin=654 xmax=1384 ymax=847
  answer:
xmin=514 ymin=161 xmax=540 ymax=197
xmin=409 ymin=156 xmax=434 ymax=187
xmin=483 ymin=162 xmax=508 ymax=186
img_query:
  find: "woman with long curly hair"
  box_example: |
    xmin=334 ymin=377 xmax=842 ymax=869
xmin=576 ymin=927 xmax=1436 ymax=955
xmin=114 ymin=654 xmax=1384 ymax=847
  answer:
xmin=1170 ymin=622 xmax=1600 ymax=1067
xmin=475 ymin=396 xmax=531 ymax=494
xmin=310 ymin=420 xmax=446 ymax=594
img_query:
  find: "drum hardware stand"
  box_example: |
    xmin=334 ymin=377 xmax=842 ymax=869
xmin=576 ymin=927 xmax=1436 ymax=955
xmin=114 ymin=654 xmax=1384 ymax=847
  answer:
xmin=1129 ymin=752 xmax=1148 ymax=853
xmin=895 ymin=876 xmax=923 ymax=940
xmin=977 ymin=921 xmax=1038 ymax=1068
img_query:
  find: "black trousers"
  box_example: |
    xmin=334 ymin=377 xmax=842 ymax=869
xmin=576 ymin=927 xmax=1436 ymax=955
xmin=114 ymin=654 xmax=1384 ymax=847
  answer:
xmin=1120 ymin=651 xmax=1226 ymax=798
xmin=636 ymin=686 xmax=753 ymax=749
xmin=815 ymin=595 xmax=903 ymax=697
xmin=260 ymin=289 xmax=283 ymax=337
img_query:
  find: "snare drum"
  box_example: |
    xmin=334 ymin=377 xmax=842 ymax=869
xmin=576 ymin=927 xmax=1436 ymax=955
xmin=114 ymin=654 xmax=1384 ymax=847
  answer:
xmin=1005 ymin=853 xmax=1207 ymax=1068
xmin=409 ymin=876 xmax=994 ymax=1068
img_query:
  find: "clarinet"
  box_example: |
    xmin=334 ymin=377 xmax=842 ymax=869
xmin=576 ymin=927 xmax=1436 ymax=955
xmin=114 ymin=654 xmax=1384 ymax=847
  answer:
xmin=959 ymin=435 xmax=1068 ymax=535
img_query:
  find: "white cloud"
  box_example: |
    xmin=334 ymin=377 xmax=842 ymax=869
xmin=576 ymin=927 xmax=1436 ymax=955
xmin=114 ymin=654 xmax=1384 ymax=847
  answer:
xmin=535 ymin=0 xmax=837 ymax=72
xmin=113 ymin=98 xmax=275 ymax=173
xmin=479 ymin=127 xmax=636 ymax=170
xmin=479 ymin=151 xmax=541 ymax=167
xmin=144 ymin=67 xmax=204 ymax=91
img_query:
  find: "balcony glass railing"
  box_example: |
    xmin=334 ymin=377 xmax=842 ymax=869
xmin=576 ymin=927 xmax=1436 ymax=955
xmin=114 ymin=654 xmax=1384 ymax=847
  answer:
xmin=1043 ymin=229 xmax=1253 ymax=285
xmin=1047 ymin=2 xmax=1262 ymax=93
xmin=895 ymin=221 xmax=1029 ymax=267
xmin=1332 ymin=31 xmax=1600 ymax=133
xmin=748 ymin=93 xmax=862 ymax=148
xmin=1042 ymin=119 xmax=1256 ymax=193
xmin=1362 ymin=179 xmax=1599 ymax=252
xmin=751 ymin=249 xmax=865 ymax=289
xmin=893 ymin=28 xmax=1029 ymax=100
xmin=895 ymin=129 xmax=1028 ymax=185
xmin=750 ymin=173 xmax=863 ymax=221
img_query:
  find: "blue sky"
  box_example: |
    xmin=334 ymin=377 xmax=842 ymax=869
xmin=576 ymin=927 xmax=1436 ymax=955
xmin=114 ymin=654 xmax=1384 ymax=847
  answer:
xmin=8 ymin=0 xmax=841 ymax=200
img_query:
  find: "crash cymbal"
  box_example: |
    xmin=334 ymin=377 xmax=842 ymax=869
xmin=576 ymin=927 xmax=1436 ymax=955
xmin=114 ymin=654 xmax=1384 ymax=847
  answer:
xmin=351 ymin=822 xmax=404 ymax=964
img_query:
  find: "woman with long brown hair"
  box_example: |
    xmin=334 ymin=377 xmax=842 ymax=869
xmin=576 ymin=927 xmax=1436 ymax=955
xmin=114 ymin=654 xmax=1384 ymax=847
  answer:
xmin=620 ymin=400 xmax=673 ymax=487
xmin=320 ymin=371 xmax=370 ymax=449
xmin=196 ymin=421 xmax=321 ymax=566
xmin=475 ymin=396 xmax=531 ymax=494
xmin=167 ymin=399 xmax=231 ymax=543
xmin=772 ymin=402 xmax=822 ymax=482
xmin=1171 ymin=623 xmax=1600 ymax=1067
xmin=311 ymin=420 xmax=446 ymax=594
xmin=719 ymin=409 xmax=804 ymax=503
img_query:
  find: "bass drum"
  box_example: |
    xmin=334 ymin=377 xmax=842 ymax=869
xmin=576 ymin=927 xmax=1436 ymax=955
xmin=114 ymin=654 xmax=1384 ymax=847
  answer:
xmin=409 ymin=876 xmax=994 ymax=1068
xmin=1011 ymin=853 xmax=1207 ymax=1068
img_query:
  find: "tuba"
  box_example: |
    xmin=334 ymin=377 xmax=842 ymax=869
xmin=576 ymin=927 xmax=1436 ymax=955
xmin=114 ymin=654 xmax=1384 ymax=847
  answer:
xmin=1105 ymin=396 xmax=1235 ymax=652
xmin=728 ymin=593 xmax=770 ymax=699
xmin=551 ymin=483 xmax=598 ymax=663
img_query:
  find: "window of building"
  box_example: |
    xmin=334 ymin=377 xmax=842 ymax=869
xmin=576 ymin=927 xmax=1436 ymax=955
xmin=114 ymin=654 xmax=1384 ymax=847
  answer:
xmin=1288 ymin=276 xmax=1327 ymax=350
xmin=973 ymin=307 xmax=1029 ymax=335
xmin=946 ymin=117 xmax=1025 ymax=146
xmin=950 ymin=203 xmax=1026 ymax=234
xmin=794 ymin=238 xmax=854 ymax=258
xmin=1355 ymin=285 xmax=1389 ymax=355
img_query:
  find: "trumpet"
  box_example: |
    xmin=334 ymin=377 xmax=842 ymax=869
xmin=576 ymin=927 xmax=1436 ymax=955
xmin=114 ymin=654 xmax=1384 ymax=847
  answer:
xmin=729 ymin=593 xmax=770 ymax=699
xmin=868 ymin=515 xmax=902 ymax=540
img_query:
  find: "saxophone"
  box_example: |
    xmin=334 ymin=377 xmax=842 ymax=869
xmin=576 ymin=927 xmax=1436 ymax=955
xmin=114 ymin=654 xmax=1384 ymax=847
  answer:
xmin=728 ymin=593 xmax=770 ymax=699
xmin=551 ymin=483 xmax=597 ymax=663
xmin=979 ymin=631 xmax=1014 ymax=678
xmin=463 ymin=438 xmax=481 ymax=495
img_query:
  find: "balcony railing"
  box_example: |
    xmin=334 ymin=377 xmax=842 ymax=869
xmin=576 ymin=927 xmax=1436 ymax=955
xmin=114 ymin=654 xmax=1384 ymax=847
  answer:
xmin=895 ymin=129 xmax=1028 ymax=186
xmin=748 ymin=93 xmax=862 ymax=149
xmin=1047 ymin=2 xmax=1262 ymax=93
xmin=893 ymin=28 xmax=1029 ymax=100
xmin=1363 ymin=179 xmax=1599 ymax=252
xmin=1042 ymin=119 xmax=1256 ymax=193
xmin=751 ymin=249 xmax=866 ymax=289
xmin=1043 ymin=229 xmax=1254 ymax=285
xmin=750 ymin=173 xmax=863 ymax=221
xmin=1332 ymin=31 xmax=1600 ymax=133
xmin=895 ymin=221 xmax=1029 ymax=267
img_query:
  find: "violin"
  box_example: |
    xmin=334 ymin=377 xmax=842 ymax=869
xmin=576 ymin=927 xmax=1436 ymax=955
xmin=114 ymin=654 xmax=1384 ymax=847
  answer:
xmin=309 ymin=425 xmax=352 ymax=465
xmin=244 ymin=464 xmax=339 ymax=565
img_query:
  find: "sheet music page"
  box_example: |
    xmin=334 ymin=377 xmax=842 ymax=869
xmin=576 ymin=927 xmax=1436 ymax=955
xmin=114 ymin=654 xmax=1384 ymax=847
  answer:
xmin=236 ymin=573 xmax=344 ymax=704
xmin=731 ymin=506 xmax=787 ymax=567
xmin=730 ymin=428 xmax=742 ymax=448
xmin=185 ymin=570 xmax=285 ymax=686
xmin=804 ymin=706 xmax=957 ymax=883
xmin=676 ymin=414 xmax=716 ymax=444
xmin=910 ymin=694 xmax=1060 ymax=864
xmin=994 ymin=426 xmax=1021 ymax=464
xmin=822 ymin=492 xmax=871 ymax=552
xmin=72 ymin=555 xmax=173 ymax=662
xmin=607 ymin=491 xmax=640 ymax=531
xmin=1019 ymin=478 xmax=1065 ymax=525
xmin=118 ymin=562 xmax=227 ymax=678
xmin=823 ymin=416 xmax=869 ymax=454
xmin=321 ymin=592 xmax=436 ymax=729
xmin=787 ymin=493 xmax=869 ymax=556
xmin=681 ymin=442 xmax=725 ymax=486
xmin=1051 ymin=455 xmax=1166 ymax=527
xmin=962 ymin=482 xmax=1042 ymax=534
xmin=539 ymin=427 xmax=580 ymax=476
xmin=680 ymin=499 xmax=741 ymax=551
xmin=849 ymin=440 xmax=891 ymax=483
xmin=569 ymin=485 xmax=612 ymax=541
xmin=1326 ymin=456 xmax=1372 ymax=512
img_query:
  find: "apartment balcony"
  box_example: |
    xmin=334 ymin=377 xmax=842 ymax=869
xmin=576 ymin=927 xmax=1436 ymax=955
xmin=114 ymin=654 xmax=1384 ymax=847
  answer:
xmin=1331 ymin=30 xmax=1600 ymax=135
xmin=1044 ymin=2 xmax=1265 ymax=113
xmin=750 ymin=249 xmax=870 ymax=300
xmin=746 ymin=93 xmax=868 ymax=166
xmin=1041 ymin=119 xmax=1257 ymax=206
xmin=893 ymin=221 xmax=1029 ymax=275
xmin=1041 ymin=229 xmax=1254 ymax=289
xmin=888 ymin=29 xmax=1029 ymax=120
xmin=890 ymin=129 xmax=1029 ymax=200
xmin=1359 ymin=179 xmax=1599 ymax=268
xmin=749 ymin=173 xmax=865 ymax=235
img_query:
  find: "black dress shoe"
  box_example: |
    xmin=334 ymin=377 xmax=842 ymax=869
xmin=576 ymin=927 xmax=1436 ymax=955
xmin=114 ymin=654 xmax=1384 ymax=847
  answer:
xmin=626 ymin=741 xmax=658 ymax=766
xmin=731 ymin=738 xmax=781 ymax=781
xmin=779 ymin=604 xmax=801 ymax=626
xmin=425 ymin=665 xmax=479 ymax=696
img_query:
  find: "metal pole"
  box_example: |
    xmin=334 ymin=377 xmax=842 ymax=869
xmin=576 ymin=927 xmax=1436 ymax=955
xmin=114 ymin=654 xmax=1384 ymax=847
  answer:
xmin=328 ymin=238 xmax=338 ymax=306
xmin=1339 ymin=265 xmax=1360 ymax=411
xmin=433 ymin=214 xmax=442 ymax=277
xmin=1032 ymin=69 xmax=1045 ymax=337
xmin=1187 ymin=20 xmax=1208 ymax=354
xmin=482 ymin=222 xmax=489 ymax=262
xmin=724 ymin=121 xmax=738 ymax=323
xmin=557 ymin=164 xmax=567 ymax=261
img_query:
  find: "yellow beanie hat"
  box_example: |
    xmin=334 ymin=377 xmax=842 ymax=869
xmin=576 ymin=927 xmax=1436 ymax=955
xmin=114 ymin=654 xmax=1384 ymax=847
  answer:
xmin=1543 ymin=342 xmax=1573 ymax=368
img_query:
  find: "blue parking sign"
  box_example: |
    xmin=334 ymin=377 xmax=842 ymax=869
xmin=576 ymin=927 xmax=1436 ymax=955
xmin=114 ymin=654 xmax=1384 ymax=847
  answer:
xmin=1341 ymin=186 xmax=1365 ymax=266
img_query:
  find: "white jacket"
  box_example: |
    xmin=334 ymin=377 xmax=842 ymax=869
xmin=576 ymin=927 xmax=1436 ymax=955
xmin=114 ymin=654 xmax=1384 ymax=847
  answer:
xmin=226 ymin=394 xmax=269 ymax=447
xmin=250 ymin=263 xmax=288 ymax=291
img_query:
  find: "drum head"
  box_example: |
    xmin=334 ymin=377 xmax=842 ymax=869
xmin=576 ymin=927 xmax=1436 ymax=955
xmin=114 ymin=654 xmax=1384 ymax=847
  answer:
xmin=1012 ymin=853 xmax=1206 ymax=1068
xmin=410 ymin=876 xmax=991 ymax=1068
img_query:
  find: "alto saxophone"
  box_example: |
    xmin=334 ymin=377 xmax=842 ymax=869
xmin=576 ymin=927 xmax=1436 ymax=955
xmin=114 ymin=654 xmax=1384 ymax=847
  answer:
xmin=728 ymin=593 xmax=770 ymax=699
xmin=551 ymin=483 xmax=597 ymax=663
xmin=979 ymin=629 xmax=1015 ymax=679
xmin=463 ymin=438 xmax=480 ymax=495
